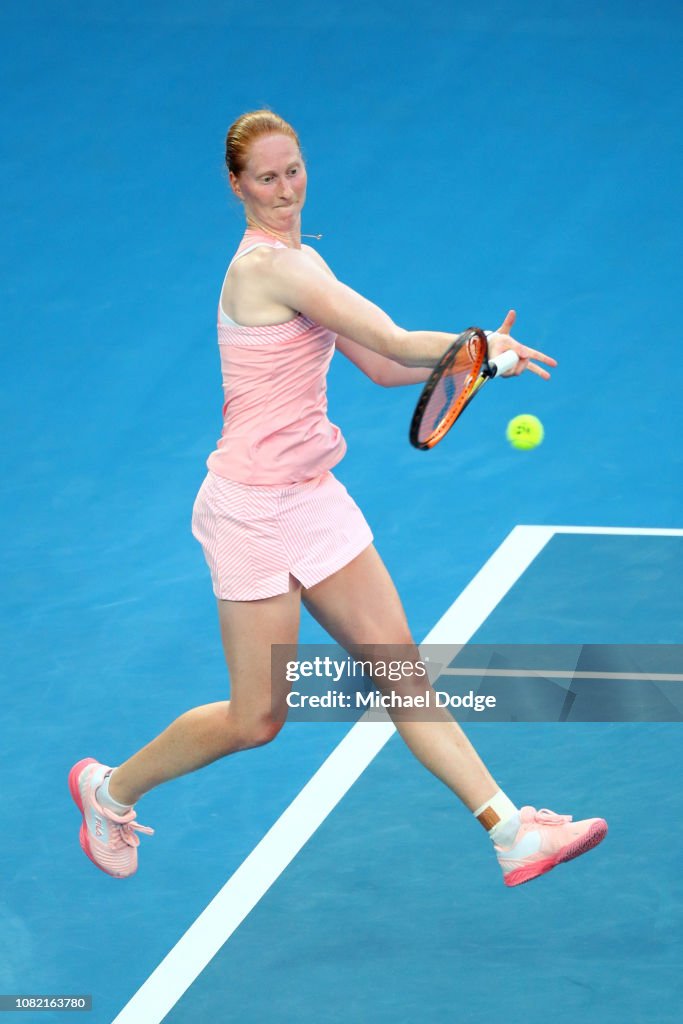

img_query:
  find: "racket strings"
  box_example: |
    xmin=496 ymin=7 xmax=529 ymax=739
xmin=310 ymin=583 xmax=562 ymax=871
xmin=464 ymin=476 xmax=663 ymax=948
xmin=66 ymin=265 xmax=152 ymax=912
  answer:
xmin=422 ymin=366 xmax=471 ymax=439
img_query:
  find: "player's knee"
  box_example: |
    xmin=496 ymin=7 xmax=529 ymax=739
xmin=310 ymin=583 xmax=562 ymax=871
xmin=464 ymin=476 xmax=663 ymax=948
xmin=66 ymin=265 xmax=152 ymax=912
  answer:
xmin=235 ymin=714 xmax=285 ymax=750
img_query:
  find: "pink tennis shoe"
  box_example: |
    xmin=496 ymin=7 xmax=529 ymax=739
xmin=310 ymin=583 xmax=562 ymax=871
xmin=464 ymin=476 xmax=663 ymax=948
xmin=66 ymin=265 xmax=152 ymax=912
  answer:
xmin=68 ymin=758 xmax=154 ymax=878
xmin=495 ymin=806 xmax=608 ymax=887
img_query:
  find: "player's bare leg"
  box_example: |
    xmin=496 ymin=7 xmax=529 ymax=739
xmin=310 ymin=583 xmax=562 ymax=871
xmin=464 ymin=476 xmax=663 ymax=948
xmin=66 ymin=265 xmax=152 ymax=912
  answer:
xmin=108 ymin=578 xmax=301 ymax=805
xmin=301 ymin=545 xmax=608 ymax=885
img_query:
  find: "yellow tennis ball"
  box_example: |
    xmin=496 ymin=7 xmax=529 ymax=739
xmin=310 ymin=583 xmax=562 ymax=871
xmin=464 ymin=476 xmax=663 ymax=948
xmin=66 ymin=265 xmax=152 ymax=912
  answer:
xmin=506 ymin=414 xmax=544 ymax=450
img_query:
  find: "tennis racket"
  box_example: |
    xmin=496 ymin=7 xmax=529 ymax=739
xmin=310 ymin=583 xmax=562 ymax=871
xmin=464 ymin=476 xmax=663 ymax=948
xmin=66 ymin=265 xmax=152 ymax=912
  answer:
xmin=409 ymin=327 xmax=519 ymax=450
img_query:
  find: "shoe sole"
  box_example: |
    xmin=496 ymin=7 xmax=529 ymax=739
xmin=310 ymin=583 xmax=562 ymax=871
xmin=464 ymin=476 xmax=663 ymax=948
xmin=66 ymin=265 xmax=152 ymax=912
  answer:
xmin=68 ymin=757 xmax=131 ymax=879
xmin=504 ymin=819 xmax=609 ymax=888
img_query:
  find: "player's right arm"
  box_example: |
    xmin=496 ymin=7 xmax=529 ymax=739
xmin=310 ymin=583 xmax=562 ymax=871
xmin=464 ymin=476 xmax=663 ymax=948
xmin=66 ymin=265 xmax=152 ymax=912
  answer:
xmin=266 ymin=247 xmax=458 ymax=368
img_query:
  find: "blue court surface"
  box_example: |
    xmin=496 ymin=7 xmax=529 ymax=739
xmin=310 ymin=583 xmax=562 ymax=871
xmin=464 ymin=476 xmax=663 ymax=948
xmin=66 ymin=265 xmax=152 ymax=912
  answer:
xmin=2 ymin=2 xmax=682 ymax=1023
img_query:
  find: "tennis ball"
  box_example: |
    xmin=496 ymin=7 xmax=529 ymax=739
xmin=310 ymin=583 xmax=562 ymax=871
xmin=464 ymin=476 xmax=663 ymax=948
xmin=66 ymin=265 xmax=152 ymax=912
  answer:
xmin=506 ymin=414 xmax=544 ymax=450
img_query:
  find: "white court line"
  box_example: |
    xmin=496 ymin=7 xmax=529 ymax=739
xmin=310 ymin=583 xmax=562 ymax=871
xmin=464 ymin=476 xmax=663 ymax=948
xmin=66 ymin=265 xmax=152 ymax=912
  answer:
xmin=528 ymin=525 xmax=683 ymax=537
xmin=111 ymin=524 xmax=680 ymax=1023
xmin=423 ymin=525 xmax=553 ymax=646
xmin=441 ymin=669 xmax=683 ymax=681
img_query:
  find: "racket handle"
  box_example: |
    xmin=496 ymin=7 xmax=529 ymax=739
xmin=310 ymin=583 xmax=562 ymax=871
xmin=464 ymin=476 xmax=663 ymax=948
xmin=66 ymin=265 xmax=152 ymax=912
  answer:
xmin=488 ymin=349 xmax=519 ymax=377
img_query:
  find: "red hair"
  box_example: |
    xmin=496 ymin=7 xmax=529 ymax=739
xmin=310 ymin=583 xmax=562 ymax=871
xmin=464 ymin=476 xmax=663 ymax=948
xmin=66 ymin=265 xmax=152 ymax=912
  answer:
xmin=225 ymin=110 xmax=301 ymax=177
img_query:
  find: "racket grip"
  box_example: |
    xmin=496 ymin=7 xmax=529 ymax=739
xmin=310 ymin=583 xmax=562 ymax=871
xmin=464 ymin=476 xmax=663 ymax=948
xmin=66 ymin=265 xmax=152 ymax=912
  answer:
xmin=489 ymin=349 xmax=519 ymax=377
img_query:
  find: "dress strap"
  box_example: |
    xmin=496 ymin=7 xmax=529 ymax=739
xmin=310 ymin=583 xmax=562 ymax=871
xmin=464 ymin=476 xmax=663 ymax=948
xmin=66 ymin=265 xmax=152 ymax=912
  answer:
xmin=228 ymin=239 xmax=285 ymax=270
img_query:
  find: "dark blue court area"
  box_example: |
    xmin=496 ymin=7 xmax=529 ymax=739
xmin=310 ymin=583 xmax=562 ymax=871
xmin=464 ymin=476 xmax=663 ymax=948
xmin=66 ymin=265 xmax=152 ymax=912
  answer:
xmin=2 ymin=2 xmax=682 ymax=1022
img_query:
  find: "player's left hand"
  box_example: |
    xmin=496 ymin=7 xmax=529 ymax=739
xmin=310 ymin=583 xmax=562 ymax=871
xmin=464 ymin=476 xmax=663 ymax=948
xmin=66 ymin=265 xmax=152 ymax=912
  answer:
xmin=487 ymin=309 xmax=558 ymax=379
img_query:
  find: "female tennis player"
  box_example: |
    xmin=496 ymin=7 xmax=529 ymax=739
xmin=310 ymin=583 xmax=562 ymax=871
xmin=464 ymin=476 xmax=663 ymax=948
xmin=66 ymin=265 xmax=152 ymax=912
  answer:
xmin=69 ymin=110 xmax=607 ymax=888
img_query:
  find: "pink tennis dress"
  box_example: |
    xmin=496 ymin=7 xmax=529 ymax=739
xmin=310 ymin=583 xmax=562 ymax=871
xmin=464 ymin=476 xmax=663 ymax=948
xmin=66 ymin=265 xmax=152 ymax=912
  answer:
xmin=191 ymin=229 xmax=373 ymax=600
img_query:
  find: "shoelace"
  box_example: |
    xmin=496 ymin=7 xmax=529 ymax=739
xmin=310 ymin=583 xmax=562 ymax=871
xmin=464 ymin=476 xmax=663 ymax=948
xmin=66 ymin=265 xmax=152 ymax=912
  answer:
xmin=118 ymin=819 xmax=155 ymax=848
xmin=101 ymin=806 xmax=155 ymax=848
xmin=534 ymin=808 xmax=573 ymax=825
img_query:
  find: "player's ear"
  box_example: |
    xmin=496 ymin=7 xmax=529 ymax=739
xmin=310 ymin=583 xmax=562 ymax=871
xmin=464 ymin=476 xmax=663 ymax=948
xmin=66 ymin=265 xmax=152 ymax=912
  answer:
xmin=229 ymin=171 xmax=243 ymax=200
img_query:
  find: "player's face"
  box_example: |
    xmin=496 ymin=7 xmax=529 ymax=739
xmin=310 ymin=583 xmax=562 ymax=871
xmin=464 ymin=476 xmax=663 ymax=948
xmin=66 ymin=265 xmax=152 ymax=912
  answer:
xmin=231 ymin=134 xmax=307 ymax=232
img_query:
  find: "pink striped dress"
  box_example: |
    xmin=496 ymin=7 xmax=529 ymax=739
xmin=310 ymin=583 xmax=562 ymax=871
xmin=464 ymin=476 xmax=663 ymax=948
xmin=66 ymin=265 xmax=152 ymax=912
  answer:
xmin=191 ymin=229 xmax=373 ymax=600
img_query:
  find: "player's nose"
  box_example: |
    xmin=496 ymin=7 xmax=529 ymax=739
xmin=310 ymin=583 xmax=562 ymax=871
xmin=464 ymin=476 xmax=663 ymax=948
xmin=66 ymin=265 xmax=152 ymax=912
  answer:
xmin=278 ymin=179 xmax=295 ymax=201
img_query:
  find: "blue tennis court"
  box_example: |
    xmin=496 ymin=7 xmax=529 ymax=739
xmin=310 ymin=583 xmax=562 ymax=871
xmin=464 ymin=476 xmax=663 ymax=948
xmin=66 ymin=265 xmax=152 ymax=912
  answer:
xmin=2 ymin=2 xmax=682 ymax=1022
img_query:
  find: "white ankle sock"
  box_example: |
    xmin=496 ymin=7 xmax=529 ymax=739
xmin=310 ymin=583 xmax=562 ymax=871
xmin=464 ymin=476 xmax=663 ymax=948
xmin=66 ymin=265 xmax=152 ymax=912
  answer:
xmin=96 ymin=770 xmax=132 ymax=814
xmin=473 ymin=790 xmax=520 ymax=846
xmin=490 ymin=811 xmax=521 ymax=847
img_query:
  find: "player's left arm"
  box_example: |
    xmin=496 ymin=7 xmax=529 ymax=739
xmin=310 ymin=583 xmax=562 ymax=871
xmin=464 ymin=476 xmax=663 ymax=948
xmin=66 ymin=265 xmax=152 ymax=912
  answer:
xmin=334 ymin=333 xmax=432 ymax=388
xmin=303 ymin=244 xmax=431 ymax=388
